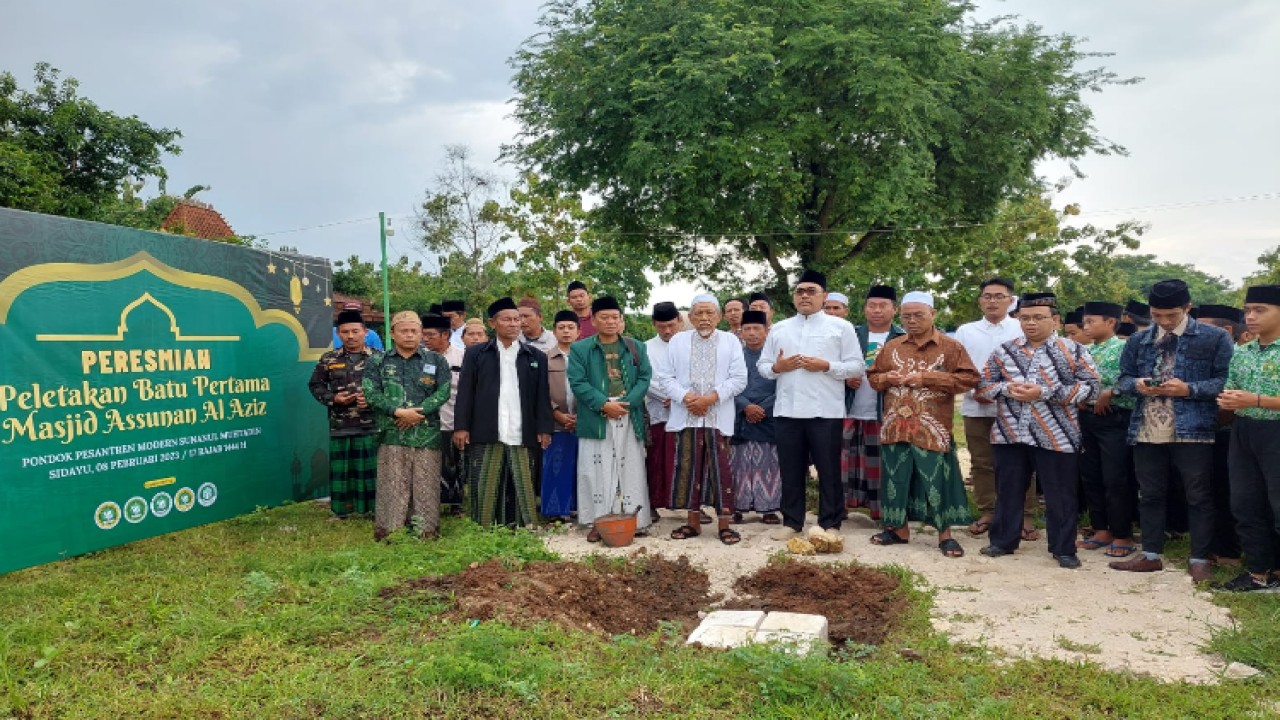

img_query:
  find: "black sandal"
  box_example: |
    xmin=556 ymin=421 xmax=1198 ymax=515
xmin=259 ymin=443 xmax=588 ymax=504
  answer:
xmin=586 ymin=528 xmax=601 ymax=543
xmin=718 ymin=528 xmax=741 ymax=545
xmin=870 ymin=529 xmax=908 ymax=546
xmin=939 ymin=538 xmax=965 ymax=558
xmin=670 ymin=524 xmax=700 ymax=540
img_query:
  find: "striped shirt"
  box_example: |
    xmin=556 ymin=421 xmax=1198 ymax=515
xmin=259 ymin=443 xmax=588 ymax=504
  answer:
xmin=976 ymin=334 xmax=1100 ymax=452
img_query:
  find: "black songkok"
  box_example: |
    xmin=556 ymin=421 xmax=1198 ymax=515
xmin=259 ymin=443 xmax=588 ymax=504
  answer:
xmin=335 ymin=310 xmax=365 ymax=327
xmin=741 ymin=310 xmax=768 ymax=326
xmin=1019 ymin=292 xmax=1057 ymax=308
xmin=866 ymin=285 xmax=897 ymax=302
xmin=652 ymin=302 xmax=680 ymax=322
xmin=1245 ymin=285 xmax=1280 ymax=307
xmin=420 ymin=314 xmax=451 ymax=331
xmin=1124 ymin=299 xmax=1151 ymax=320
xmin=1196 ymin=304 xmax=1244 ymax=323
xmin=797 ymin=269 xmax=827 ymax=290
xmin=1148 ymin=280 xmax=1191 ymax=310
xmin=441 ymin=299 xmax=465 ymax=313
xmin=748 ymin=291 xmax=772 ymax=307
xmin=591 ymin=296 xmax=622 ymax=314
xmin=553 ymin=310 xmax=580 ymax=326
xmin=486 ymin=297 xmax=518 ymax=318
xmin=1083 ymin=302 xmax=1123 ymax=320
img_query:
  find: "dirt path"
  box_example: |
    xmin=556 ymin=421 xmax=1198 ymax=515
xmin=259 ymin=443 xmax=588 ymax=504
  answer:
xmin=544 ymin=509 xmax=1239 ymax=684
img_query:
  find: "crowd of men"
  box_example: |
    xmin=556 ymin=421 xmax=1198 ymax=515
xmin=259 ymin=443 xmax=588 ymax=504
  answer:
xmin=309 ymin=273 xmax=1280 ymax=594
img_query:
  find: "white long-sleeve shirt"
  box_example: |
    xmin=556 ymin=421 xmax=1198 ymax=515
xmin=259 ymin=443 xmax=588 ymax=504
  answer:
xmin=644 ymin=336 xmax=672 ymax=424
xmin=954 ymin=315 xmax=1023 ymax=418
xmin=496 ymin=339 xmax=523 ymax=445
xmin=757 ymin=311 xmax=865 ymax=419
xmin=655 ymin=329 xmax=748 ymax=436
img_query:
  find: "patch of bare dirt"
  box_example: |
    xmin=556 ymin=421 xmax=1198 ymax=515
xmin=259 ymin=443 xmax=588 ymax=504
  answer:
xmin=726 ymin=559 xmax=909 ymax=646
xmin=380 ymin=551 xmax=717 ymax=637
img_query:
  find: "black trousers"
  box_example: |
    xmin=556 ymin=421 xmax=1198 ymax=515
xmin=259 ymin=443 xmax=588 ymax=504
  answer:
xmin=1229 ymin=417 xmax=1280 ymax=575
xmin=775 ymin=417 xmax=844 ymax=531
xmin=1079 ymin=409 xmax=1136 ymax=539
xmin=1133 ymin=443 xmax=1214 ymax=558
xmin=1210 ymin=427 xmax=1241 ymax=559
xmin=991 ymin=444 xmax=1079 ymax=558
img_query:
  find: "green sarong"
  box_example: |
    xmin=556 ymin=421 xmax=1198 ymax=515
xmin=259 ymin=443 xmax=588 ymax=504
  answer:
xmin=329 ymin=434 xmax=378 ymax=516
xmin=880 ymin=442 xmax=972 ymax=531
xmin=468 ymin=443 xmax=539 ymax=527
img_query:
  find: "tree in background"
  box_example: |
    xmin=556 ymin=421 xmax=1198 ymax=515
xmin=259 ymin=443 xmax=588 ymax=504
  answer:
xmin=1241 ymin=245 xmax=1280 ymax=294
xmin=0 ymin=63 xmax=181 ymax=220
xmin=1108 ymin=254 xmax=1236 ymax=306
xmin=508 ymin=0 xmax=1136 ymax=299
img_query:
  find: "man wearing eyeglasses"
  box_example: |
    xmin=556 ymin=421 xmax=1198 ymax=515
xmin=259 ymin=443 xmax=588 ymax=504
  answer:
xmin=757 ymin=270 xmax=865 ymax=540
xmin=954 ymin=278 xmax=1036 ymax=540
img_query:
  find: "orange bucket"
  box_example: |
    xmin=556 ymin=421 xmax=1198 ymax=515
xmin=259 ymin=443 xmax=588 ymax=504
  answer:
xmin=593 ymin=513 xmax=637 ymax=548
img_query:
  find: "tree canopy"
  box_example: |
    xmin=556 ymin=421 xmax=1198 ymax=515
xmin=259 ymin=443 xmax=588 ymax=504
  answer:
xmin=0 ymin=63 xmax=182 ymax=220
xmin=508 ymin=0 xmax=1135 ymax=298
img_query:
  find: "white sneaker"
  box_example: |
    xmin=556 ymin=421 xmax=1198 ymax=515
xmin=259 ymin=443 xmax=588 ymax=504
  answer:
xmin=771 ymin=526 xmax=803 ymax=541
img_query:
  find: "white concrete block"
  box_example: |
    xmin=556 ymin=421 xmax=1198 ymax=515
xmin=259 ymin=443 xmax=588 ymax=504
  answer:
xmin=687 ymin=624 xmax=758 ymax=648
xmin=754 ymin=612 xmax=829 ymax=656
xmin=700 ymin=610 xmax=767 ymax=629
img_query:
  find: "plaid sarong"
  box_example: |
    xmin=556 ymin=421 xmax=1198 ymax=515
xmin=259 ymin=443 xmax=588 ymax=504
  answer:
xmin=730 ymin=440 xmax=781 ymax=513
xmin=469 ymin=443 xmax=539 ymax=527
xmin=841 ymin=418 xmax=882 ymax=520
xmin=669 ymin=428 xmax=734 ymax=514
xmin=329 ymin=434 xmax=378 ymax=516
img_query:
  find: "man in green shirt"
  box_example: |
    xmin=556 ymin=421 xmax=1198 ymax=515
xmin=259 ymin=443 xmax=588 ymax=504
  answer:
xmin=362 ymin=311 xmax=452 ymax=541
xmin=1215 ymin=285 xmax=1280 ymax=592
xmin=1077 ymin=301 xmax=1138 ymax=558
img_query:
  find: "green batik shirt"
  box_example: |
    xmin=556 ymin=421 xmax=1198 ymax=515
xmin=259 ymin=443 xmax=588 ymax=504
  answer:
xmin=1088 ymin=336 xmax=1135 ymax=410
xmin=361 ymin=347 xmax=453 ymax=448
xmin=1226 ymin=339 xmax=1280 ymax=421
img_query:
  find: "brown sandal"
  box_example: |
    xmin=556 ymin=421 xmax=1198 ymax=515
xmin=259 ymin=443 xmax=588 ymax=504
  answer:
xmin=670 ymin=524 xmax=700 ymax=540
xmin=586 ymin=528 xmax=602 ymax=543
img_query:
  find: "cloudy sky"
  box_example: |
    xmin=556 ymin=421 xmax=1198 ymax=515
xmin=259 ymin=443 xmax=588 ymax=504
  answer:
xmin=3 ymin=0 xmax=1277 ymax=296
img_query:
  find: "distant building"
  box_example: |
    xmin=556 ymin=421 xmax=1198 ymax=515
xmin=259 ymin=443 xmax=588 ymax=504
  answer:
xmin=160 ymin=199 xmax=236 ymax=240
xmin=332 ymin=292 xmax=384 ymax=326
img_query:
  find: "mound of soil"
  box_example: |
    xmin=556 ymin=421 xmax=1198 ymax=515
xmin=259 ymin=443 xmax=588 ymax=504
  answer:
xmin=382 ymin=551 xmax=716 ymax=636
xmin=726 ymin=560 xmax=908 ymax=646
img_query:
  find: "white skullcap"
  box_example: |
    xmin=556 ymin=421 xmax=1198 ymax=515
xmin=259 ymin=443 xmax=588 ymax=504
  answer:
xmin=827 ymin=292 xmax=849 ymax=306
xmin=690 ymin=293 xmax=719 ymax=308
xmin=901 ymin=291 xmax=934 ymax=308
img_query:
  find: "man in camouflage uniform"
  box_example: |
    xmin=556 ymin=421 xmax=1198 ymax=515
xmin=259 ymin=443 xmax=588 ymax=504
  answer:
xmin=309 ymin=308 xmax=379 ymax=519
xmin=362 ymin=311 xmax=453 ymax=540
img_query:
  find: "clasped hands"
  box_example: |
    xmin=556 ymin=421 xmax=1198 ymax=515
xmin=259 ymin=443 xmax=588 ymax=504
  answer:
xmin=773 ymin=349 xmax=830 ymax=374
xmin=1004 ymin=382 xmax=1045 ymax=402
xmin=682 ymin=391 xmax=719 ymax=417
xmin=1135 ymin=378 xmax=1190 ymax=398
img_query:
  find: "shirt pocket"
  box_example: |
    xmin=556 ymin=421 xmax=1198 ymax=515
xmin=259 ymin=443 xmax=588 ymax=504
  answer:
xmin=810 ymin=328 xmax=844 ymax=358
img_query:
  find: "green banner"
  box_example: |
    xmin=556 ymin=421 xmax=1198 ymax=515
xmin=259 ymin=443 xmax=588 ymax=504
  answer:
xmin=0 ymin=209 xmax=333 ymax=574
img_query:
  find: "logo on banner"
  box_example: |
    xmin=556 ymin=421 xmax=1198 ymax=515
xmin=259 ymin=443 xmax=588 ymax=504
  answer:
xmin=94 ymin=501 xmax=121 ymax=530
xmin=197 ymin=482 xmax=218 ymax=507
xmin=150 ymin=491 xmax=173 ymax=518
xmin=174 ymin=487 xmax=196 ymax=512
xmin=123 ymin=496 xmax=148 ymax=523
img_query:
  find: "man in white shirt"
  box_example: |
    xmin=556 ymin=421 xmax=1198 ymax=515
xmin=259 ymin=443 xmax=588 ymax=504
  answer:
xmin=441 ymin=300 xmax=466 ymax=349
xmin=823 ymin=292 xmax=851 ymax=318
xmin=421 ymin=313 xmax=467 ymax=515
xmin=758 ymin=270 xmax=866 ymax=538
xmin=656 ymin=294 xmax=749 ymax=544
xmin=644 ymin=302 xmax=684 ymax=521
xmin=954 ymin=277 xmax=1034 ymax=538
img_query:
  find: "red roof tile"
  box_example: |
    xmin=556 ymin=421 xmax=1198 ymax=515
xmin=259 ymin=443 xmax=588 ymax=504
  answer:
xmin=161 ymin=200 xmax=236 ymax=240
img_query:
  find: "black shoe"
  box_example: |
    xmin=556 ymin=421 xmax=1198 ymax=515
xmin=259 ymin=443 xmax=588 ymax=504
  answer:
xmin=980 ymin=545 xmax=1013 ymax=558
xmin=1212 ymin=572 xmax=1280 ymax=593
xmin=1055 ymin=554 xmax=1081 ymax=569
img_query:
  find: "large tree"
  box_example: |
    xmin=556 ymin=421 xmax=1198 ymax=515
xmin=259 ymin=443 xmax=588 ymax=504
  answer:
xmin=0 ymin=63 xmax=182 ymax=220
xmin=508 ymin=0 xmax=1134 ymax=297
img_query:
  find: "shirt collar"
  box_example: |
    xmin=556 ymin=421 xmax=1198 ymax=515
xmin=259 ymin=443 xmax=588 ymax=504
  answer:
xmin=903 ymin=327 xmax=942 ymax=349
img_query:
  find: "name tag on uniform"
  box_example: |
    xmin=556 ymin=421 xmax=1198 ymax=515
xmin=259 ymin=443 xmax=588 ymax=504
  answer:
xmin=424 ymin=364 xmax=437 ymax=374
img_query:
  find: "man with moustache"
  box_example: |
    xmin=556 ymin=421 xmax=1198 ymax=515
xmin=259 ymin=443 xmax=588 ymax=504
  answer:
xmin=758 ymin=270 xmax=865 ymax=540
xmin=731 ymin=310 xmax=782 ymax=524
xmin=723 ymin=297 xmax=746 ymax=338
xmin=310 ymin=308 xmax=380 ymax=519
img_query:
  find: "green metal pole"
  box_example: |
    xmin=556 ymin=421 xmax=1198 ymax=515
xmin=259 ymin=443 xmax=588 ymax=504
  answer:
xmin=379 ymin=211 xmax=390 ymax=340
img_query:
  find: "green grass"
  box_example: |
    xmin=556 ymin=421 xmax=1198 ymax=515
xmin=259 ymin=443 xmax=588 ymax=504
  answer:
xmin=0 ymin=502 xmax=1275 ymax=719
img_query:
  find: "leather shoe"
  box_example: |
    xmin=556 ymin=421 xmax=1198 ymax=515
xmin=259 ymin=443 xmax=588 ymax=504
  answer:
xmin=1055 ymin=554 xmax=1082 ymax=569
xmin=1109 ymin=555 xmax=1163 ymax=572
xmin=980 ymin=545 xmax=1013 ymax=558
xmin=1189 ymin=563 xmax=1213 ymax=583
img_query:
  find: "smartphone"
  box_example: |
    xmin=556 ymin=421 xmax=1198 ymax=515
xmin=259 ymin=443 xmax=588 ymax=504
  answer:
xmin=1144 ymin=379 xmax=1163 ymax=387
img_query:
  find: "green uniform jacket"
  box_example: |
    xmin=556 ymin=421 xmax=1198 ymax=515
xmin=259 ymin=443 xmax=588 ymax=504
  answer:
xmin=567 ymin=334 xmax=651 ymax=442
xmin=361 ymin=347 xmax=452 ymax=449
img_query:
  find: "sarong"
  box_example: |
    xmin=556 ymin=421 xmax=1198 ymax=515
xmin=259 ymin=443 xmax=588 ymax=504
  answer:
xmin=841 ymin=418 xmax=882 ymax=520
xmin=468 ymin=443 xmax=539 ymax=527
xmin=329 ymin=434 xmax=378 ymax=516
xmin=577 ymin=416 xmax=653 ymax=530
xmin=880 ymin=442 xmax=972 ymax=531
xmin=645 ymin=422 xmax=676 ymax=510
xmin=730 ymin=440 xmax=781 ymax=513
xmin=540 ymin=431 xmax=578 ymax=517
xmin=375 ymin=444 xmax=441 ymax=535
xmin=440 ymin=431 xmax=466 ymax=509
xmin=669 ymin=428 xmax=734 ymax=514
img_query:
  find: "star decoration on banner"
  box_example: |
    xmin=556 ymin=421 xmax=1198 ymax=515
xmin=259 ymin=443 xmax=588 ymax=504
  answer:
xmin=267 ymin=261 xmax=277 ymax=274
xmin=324 ymin=297 xmax=331 ymax=306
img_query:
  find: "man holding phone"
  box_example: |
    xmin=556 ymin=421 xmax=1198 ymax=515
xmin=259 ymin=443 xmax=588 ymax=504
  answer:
xmin=1111 ymin=280 xmax=1234 ymax=581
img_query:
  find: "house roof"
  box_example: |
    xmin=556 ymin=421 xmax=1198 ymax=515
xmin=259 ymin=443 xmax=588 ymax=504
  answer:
xmin=160 ymin=200 xmax=236 ymax=240
xmin=332 ymin=292 xmax=385 ymax=323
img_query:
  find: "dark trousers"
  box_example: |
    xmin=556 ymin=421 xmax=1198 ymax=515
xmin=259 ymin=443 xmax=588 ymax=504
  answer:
xmin=1133 ymin=443 xmax=1214 ymax=558
xmin=1079 ymin=409 xmax=1136 ymax=539
xmin=991 ymin=444 xmax=1079 ymax=558
xmin=776 ymin=417 xmax=844 ymax=531
xmin=1210 ymin=427 xmax=1241 ymax=559
xmin=1229 ymin=417 xmax=1280 ymax=575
